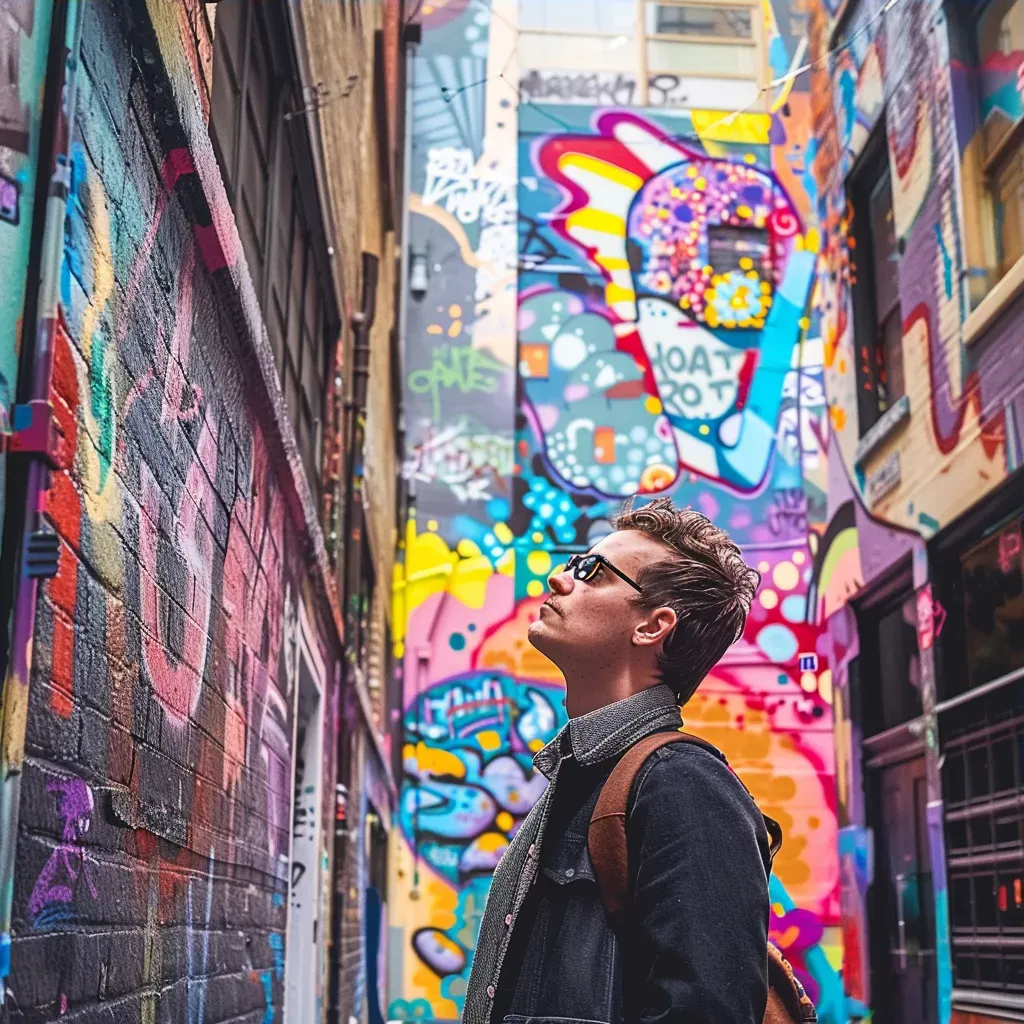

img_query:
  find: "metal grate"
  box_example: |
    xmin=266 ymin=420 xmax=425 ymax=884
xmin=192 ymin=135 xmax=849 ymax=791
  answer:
xmin=943 ymin=697 xmax=1024 ymax=994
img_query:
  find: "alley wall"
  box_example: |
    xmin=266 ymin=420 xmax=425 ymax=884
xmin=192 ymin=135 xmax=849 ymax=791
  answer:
xmin=2 ymin=2 xmax=353 ymax=1021
xmin=390 ymin=2 xmax=847 ymax=1022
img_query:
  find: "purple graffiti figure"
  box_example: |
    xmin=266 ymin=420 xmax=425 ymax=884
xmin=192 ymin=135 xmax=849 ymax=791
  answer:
xmin=28 ymin=776 xmax=98 ymax=929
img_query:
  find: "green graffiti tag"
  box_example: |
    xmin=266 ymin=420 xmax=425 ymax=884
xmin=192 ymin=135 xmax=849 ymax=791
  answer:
xmin=407 ymin=343 xmax=506 ymax=420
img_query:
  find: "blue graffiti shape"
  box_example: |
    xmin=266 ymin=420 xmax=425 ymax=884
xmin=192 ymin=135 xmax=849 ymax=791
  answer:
xmin=519 ymin=289 xmax=679 ymax=499
xmin=401 ymin=673 xmax=567 ymax=884
xmin=257 ymin=969 xmax=273 ymax=1024
xmin=269 ymin=932 xmax=285 ymax=981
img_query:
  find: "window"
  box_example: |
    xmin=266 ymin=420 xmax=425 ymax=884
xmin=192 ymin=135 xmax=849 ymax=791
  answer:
xmin=947 ymin=0 xmax=1024 ymax=297
xmin=707 ymin=226 xmax=771 ymax=277
xmin=849 ymin=132 xmax=905 ymax=436
xmin=934 ymin=509 xmax=1024 ymax=1001
xmin=646 ymin=3 xmax=752 ymax=37
xmin=209 ymin=4 xmax=338 ymax=498
xmin=519 ymin=0 xmax=635 ymax=33
xmin=962 ymin=516 xmax=1024 ymax=691
xmin=943 ymin=713 xmax=1024 ymax=996
xmin=977 ymin=0 xmax=1024 ymax=279
xmin=858 ymin=590 xmax=922 ymax=737
xmin=644 ymin=0 xmax=762 ymax=88
xmin=516 ymin=0 xmax=764 ymax=107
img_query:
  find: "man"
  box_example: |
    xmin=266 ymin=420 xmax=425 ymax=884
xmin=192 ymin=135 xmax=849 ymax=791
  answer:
xmin=463 ymin=497 xmax=771 ymax=1024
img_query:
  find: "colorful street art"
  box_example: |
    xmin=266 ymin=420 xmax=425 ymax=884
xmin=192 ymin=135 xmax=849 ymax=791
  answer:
xmin=810 ymin=0 xmax=1024 ymax=544
xmin=520 ymin=110 xmax=816 ymax=501
xmin=27 ymin=774 xmax=98 ymax=931
xmin=392 ymin=0 xmax=848 ymax=1015
xmin=6 ymin=5 xmax=341 ymax=1020
xmin=806 ymin=0 xmax=1024 ymax=1019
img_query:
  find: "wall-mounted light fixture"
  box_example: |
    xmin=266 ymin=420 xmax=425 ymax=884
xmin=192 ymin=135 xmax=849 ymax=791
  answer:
xmin=409 ymin=247 xmax=429 ymax=300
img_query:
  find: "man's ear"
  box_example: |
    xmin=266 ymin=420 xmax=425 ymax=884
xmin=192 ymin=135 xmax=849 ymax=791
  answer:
xmin=632 ymin=606 xmax=677 ymax=648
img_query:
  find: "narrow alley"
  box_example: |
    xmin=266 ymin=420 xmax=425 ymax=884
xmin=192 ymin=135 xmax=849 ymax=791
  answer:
xmin=0 ymin=2 xmax=1022 ymax=1024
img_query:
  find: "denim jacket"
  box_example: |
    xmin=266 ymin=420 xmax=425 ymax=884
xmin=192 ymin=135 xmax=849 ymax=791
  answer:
xmin=462 ymin=683 xmax=772 ymax=1024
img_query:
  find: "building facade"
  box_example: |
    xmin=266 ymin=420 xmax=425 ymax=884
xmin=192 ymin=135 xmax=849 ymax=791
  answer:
xmin=0 ymin=1 xmax=408 ymax=1022
xmin=390 ymin=1 xmax=849 ymax=1022
xmin=809 ymin=0 xmax=1024 ymax=1022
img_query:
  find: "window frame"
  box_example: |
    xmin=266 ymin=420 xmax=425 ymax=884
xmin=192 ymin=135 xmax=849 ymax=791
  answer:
xmin=948 ymin=0 xmax=1024 ymax=301
xmin=208 ymin=4 xmax=339 ymax=501
xmin=847 ymin=121 xmax=906 ymax=438
xmin=643 ymin=0 xmax=764 ymax=85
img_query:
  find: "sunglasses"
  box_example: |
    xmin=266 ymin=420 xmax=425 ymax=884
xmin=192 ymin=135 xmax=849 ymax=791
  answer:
xmin=564 ymin=553 xmax=643 ymax=594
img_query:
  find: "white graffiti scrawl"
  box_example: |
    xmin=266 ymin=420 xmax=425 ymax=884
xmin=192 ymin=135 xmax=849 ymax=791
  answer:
xmin=422 ymin=147 xmax=515 ymax=227
xmin=407 ymin=419 xmax=514 ymax=503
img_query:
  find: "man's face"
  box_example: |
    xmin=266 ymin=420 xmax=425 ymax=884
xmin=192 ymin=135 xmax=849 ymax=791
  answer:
xmin=528 ymin=530 xmax=674 ymax=670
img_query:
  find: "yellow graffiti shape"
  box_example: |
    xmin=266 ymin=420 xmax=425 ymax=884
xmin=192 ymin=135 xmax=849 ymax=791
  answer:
xmin=475 ymin=730 xmax=502 ymax=753
xmin=404 ymin=741 xmax=466 ymax=779
xmin=474 ymin=832 xmax=508 ymax=853
xmin=74 ymin=165 xmax=123 ymax=590
xmin=407 ymin=870 xmax=462 ymax=1020
xmin=684 ymin=684 xmax=837 ymax=913
xmin=691 ymin=110 xmax=771 ymax=149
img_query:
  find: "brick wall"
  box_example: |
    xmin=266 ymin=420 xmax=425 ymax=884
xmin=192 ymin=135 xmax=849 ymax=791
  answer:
xmin=6 ymin=1 xmax=349 ymax=1021
xmin=303 ymin=0 xmax=401 ymax=723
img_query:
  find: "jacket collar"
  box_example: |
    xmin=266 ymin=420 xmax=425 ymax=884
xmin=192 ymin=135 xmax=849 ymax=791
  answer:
xmin=532 ymin=682 xmax=682 ymax=779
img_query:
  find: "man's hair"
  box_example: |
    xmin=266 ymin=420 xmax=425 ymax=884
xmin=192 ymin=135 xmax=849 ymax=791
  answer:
xmin=613 ymin=497 xmax=761 ymax=706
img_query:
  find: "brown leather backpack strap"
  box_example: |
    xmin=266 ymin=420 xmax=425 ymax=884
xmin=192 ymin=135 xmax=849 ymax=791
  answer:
xmin=589 ymin=730 xmax=783 ymax=917
xmin=588 ymin=730 xmax=692 ymax=919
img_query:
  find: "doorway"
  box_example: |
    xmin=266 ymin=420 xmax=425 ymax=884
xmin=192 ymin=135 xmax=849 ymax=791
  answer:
xmin=858 ymin=584 xmax=938 ymax=1023
xmin=284 ymin=650 xmax=326 ymax=1022
xmin=868 ymin=753 xmax=938 ymax=1024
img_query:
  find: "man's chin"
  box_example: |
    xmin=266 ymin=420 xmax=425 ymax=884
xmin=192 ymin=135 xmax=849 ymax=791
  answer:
xmin=527 ymin=618 xmax=554 ymax=651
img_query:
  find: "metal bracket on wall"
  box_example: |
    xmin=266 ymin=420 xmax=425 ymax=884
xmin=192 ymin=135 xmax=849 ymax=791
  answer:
xmin=24 ymin=531 xmax=60 ymax=579
xmin=2 ymin=399 xmax=63 ymax=468
xmin=2 ymin=401 xmax=65 ymax=579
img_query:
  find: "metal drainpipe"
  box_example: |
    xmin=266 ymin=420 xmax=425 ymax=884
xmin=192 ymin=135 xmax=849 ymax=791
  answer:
xmin=0 ymin=2 xmax=84 ymax=994
xmin=330 ymin=252 xmax=378 ymax=1021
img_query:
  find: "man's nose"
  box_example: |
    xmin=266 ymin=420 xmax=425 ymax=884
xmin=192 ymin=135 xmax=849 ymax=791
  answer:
xmin=548 ymin=569 xmax=574 ymax=595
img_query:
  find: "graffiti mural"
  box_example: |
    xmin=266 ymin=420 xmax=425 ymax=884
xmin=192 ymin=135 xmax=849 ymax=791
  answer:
xmin=398 ymin=667 xmax=566 ymax=1008
xmin=521 ymin=110 xmax=815 ymax=500
xmin=401 ymin=672 xmax=563 ymax=884
xmin=806 ymin=0 xmax=1024 ymax=1017
xmin=810 ymin=0 xmax=1024 ymax=543
xmin=393 ymin=0 xmax=849 ymax=1019
xmin=7 ymin=5 xmax=339 ymax=1021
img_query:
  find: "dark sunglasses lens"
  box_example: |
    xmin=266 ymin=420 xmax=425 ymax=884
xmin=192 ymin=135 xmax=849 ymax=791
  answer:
xmin=576 ymin=555 xmax=600 ymax=581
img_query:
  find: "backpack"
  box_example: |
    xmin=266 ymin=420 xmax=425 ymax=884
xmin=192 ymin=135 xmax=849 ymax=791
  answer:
xmin=587 ymin=730 xmax=818 ymax=1024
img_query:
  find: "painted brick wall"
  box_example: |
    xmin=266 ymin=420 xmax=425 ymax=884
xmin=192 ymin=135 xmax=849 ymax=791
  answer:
xmin=6 ymin=1 xmax=344 ymax=1021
